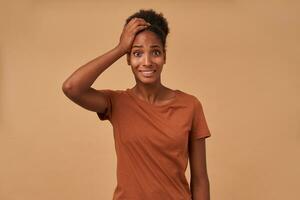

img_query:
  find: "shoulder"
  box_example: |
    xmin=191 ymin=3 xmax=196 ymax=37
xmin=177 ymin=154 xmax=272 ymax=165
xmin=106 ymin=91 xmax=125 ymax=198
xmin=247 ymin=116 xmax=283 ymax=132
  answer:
xmin=176 ymin=90 xmax=206 ymax=114
xmin=176 ymin=90 xmax=201 ymax=104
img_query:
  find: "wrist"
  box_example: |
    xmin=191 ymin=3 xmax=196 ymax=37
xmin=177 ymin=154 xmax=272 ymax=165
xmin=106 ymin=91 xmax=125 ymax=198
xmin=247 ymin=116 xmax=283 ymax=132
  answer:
xmin=115 ymin=44 xmax=129 ymax=56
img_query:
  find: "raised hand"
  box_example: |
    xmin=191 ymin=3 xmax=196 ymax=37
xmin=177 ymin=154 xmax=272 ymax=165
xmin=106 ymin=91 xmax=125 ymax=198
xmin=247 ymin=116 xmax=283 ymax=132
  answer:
xmin=117 ymin=18 xmax=151 ymax=54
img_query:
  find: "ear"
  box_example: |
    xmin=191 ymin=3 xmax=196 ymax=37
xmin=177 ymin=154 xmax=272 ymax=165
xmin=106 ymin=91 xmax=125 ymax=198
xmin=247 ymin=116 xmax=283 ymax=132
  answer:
xmin=126 ymin=53 xmax=130 ymax=65
xmin=163 ymin=52 xmax=166 ymax=64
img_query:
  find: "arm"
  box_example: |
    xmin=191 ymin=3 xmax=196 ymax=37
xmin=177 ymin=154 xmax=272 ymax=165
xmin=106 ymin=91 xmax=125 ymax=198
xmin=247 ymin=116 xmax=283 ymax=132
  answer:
xmin=189 ymin=138 xmax=210 ymax=200
xmin=62 ymin=18 xmax=150 ymax=112
xmin=62 ymin=46 xmax=125 ymax=112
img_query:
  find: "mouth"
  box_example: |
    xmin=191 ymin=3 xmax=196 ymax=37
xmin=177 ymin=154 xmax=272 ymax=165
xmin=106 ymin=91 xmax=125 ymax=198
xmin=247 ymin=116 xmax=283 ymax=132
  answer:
xmin=139 ymin=70 xmax=156 ymax=77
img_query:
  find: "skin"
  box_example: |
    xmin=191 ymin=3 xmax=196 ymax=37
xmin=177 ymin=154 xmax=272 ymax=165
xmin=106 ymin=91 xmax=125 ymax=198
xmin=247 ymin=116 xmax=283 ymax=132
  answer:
xmin=189 ymin=138 xmax=210 ymax=200
xmin=62 ymin=17 xmax=210 ymax=200
xmin=126 ymin=30 xmax=176 ymax=104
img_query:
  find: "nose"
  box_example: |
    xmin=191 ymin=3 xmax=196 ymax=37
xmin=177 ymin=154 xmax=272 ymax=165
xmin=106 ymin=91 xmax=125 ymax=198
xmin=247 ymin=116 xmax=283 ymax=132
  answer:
xmin=143 ymin=53 xmax=152 ymax=67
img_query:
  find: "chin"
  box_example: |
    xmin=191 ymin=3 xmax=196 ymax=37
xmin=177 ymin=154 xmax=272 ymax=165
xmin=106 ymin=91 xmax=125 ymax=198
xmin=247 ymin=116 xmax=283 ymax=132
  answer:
xmin=138 ymin=79 xmax=157 ymax=85
xmin=134 ymin=76 xmax=159 ymax=85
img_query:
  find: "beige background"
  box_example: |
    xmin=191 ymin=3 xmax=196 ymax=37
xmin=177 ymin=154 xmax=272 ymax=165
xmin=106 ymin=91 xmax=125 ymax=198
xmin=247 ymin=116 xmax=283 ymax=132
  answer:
xmin=1 ymin=0 xmax=299 ymax=199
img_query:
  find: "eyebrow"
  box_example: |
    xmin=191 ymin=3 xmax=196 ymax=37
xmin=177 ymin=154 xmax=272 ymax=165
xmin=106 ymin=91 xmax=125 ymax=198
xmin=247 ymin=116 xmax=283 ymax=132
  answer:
xmin=132 ymin=45 xmax=161 ymax=48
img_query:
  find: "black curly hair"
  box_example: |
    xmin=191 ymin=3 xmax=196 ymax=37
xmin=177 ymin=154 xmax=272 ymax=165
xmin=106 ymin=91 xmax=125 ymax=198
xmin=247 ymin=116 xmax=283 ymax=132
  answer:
xmin=125 ymin=9 xmax=170 ymax=52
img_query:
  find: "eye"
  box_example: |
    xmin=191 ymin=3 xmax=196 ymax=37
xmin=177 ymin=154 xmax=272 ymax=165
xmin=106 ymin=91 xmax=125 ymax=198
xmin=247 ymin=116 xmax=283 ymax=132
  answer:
xmin=132 ymin=51 xmax=142 ymax=57
xmin=152 ymin=50 xmax=161 ymax=56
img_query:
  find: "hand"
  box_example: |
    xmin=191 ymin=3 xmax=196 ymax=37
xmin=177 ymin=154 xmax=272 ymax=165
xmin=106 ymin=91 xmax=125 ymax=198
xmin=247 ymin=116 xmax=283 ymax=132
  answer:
xmin=117 ymin=18 xmax=151 ymax=54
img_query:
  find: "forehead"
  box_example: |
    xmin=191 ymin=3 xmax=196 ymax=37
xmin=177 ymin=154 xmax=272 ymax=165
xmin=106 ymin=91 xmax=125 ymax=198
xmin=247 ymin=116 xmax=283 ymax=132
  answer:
xmin=132 ymin=31 xmax=163 ymax=48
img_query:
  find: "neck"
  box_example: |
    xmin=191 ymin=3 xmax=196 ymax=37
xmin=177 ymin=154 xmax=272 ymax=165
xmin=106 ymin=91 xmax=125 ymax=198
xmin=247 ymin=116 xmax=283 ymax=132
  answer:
xmin=132 ymin=82 xmax=166 ymax=104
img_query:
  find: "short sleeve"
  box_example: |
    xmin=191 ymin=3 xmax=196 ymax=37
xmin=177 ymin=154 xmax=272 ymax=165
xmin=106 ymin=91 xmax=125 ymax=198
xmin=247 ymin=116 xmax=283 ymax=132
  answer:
xmin=96 ymin=89 xmax=114 ymax=121
xmin=189 ymin=97 xmax=211 ymax=140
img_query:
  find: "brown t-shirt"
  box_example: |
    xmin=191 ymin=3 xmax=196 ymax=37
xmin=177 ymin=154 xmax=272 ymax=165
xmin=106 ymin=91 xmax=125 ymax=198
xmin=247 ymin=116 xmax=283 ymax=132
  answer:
xmin=96 ymin=88 xmax=211 ymax=200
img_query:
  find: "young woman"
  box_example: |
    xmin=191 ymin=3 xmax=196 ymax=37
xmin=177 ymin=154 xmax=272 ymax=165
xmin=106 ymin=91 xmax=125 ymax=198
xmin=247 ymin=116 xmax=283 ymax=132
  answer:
xmin=62 ymin=9 xmax=211 ymax=200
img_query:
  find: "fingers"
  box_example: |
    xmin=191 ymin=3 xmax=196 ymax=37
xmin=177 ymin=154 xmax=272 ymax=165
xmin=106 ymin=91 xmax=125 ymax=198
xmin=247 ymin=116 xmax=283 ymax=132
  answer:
xmin=118 ymin=18 xmax=151 ymax=53
xmin=132 ymin=24 xmax=149 ymax=34
xmin=128 ymin=17 xmax=150 ymax=26
xmin=131 ymin=20 xmax=150 ymax=35
xmin=127 ymin=18 xmax=151 ymax=32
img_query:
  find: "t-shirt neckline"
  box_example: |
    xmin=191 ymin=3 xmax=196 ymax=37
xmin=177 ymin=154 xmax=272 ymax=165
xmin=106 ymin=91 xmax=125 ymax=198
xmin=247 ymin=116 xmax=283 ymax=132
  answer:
xmin=126 ymin=88 xmax=179 ymax=107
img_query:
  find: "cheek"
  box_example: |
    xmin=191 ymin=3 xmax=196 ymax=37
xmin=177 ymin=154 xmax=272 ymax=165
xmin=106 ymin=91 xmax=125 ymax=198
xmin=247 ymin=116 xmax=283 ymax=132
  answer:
xmin=129 ymin=57 xmax=140 ymax=68
xmin=130 ymin=60 xmax=139 ymax=67
xmin=129 ymin=55 xmax=165 ymax=68
xmin=154 ymin=57 xmax=165 ymax=66
xmin=129 ymin=56 xmax=138 ymax=63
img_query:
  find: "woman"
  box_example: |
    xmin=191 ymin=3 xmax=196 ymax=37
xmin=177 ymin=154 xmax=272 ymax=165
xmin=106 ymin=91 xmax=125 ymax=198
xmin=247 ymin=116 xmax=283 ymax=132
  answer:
xmin=62 ymin=9 xmax=211 ymax=200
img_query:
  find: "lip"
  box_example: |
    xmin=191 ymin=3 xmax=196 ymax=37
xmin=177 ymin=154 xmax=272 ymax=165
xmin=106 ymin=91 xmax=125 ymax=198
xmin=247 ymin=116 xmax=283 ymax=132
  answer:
xmin=139 ymin=69 xmax=156 ymax=77
xmin=138 ymin=70 xmax=156 ymax=72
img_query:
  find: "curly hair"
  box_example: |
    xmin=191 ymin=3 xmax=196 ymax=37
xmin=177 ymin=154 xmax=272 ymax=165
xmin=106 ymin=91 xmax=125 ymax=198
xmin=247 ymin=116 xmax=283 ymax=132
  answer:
xmin=125 ymin=9 xmax=170 ymax=51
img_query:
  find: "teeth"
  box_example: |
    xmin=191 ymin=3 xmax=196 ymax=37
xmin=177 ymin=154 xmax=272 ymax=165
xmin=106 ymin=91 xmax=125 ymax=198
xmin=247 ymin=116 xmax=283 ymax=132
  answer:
xmin=140 ymin=70 xmax=155 ymax=76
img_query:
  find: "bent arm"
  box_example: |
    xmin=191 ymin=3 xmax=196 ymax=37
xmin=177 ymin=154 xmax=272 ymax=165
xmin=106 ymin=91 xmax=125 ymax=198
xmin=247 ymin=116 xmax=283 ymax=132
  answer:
xmin=189 ymin=138 xmax=210 ymax=200
xmin=62 ymin=45 xmax=126 ymax=113
xmin=62 ymin=18 xmax=150 ymax=113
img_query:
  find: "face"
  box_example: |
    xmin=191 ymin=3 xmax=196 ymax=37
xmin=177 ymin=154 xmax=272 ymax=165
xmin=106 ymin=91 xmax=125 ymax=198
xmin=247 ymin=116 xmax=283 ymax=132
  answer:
xmin=127 ymin=31 xmax=166 ymax=85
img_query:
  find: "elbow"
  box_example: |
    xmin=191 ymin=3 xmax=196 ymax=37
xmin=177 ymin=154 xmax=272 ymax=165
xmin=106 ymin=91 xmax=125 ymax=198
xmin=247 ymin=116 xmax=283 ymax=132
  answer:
xmin=62 ymin=81 xmax=71 ymax=95
xmin=62 ymin=81 xmax=79 ymax=97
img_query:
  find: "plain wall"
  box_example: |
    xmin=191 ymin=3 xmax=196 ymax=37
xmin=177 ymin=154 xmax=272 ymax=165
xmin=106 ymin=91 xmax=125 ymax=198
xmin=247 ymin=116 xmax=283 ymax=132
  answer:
xmin=1 ymin=0 xmax=299 ymax=199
